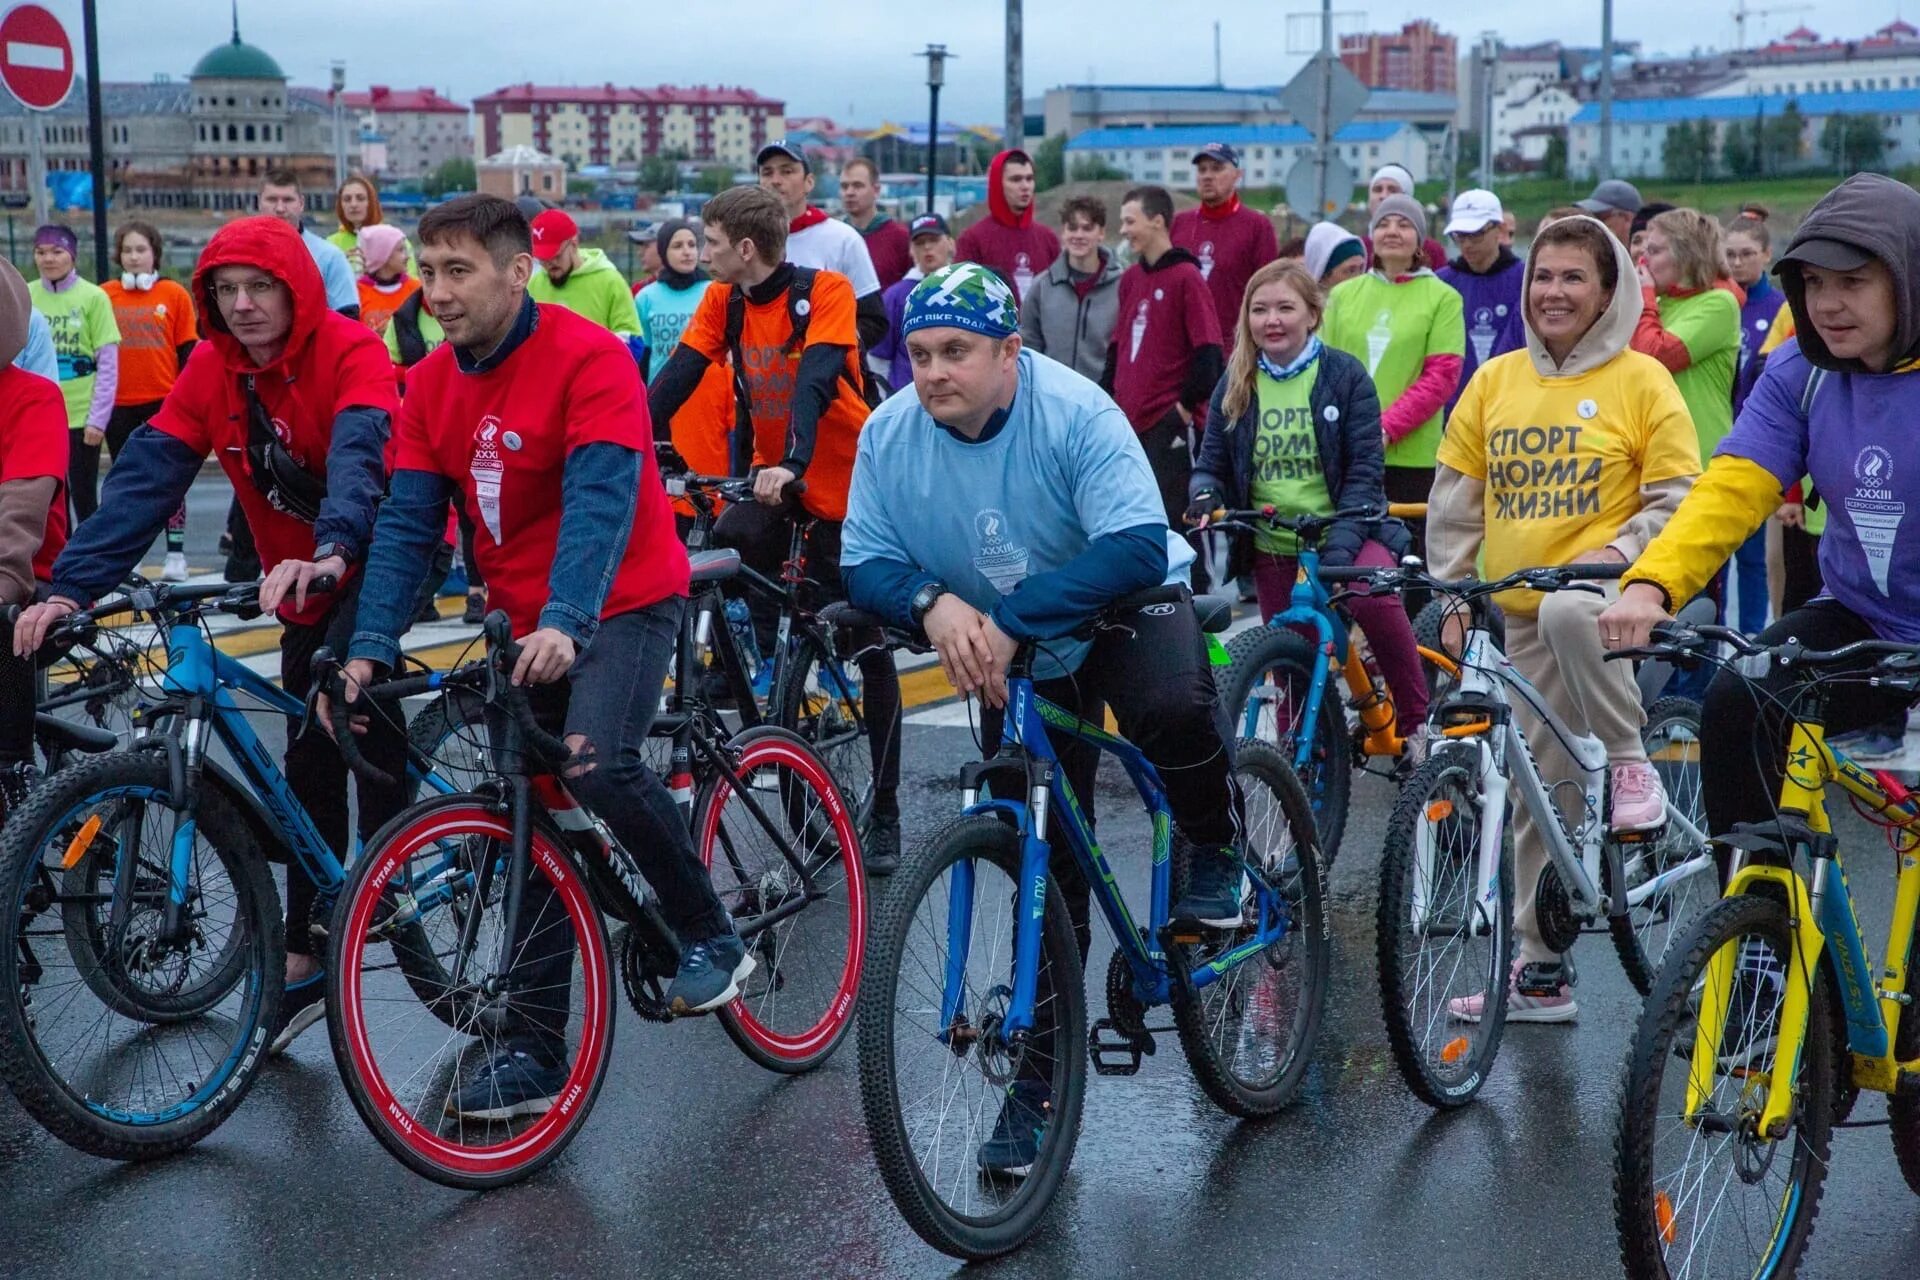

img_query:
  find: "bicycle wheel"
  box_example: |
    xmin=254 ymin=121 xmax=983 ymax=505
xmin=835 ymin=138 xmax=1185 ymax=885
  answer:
xmin=1615 ymin=893 xmax=1833 ymax=1278
xmin=1172 ymin=739 xmax=1328 ymax=1118
xmin=1609 ymin=696 xmax=1718 ymax=994
xmin=1377 ymin=742 xmax=1514 ymax=1108
xmin=406 ymin=688 xmax=493 ymax=796
xmin=700 ymin=725 xmax=865 ymax=1073
xmin=1221 ymin=627 xmax=1351 ymax=858
xmin=1888 ymin=919 xmax=1920 ymax=1194
xmin=0 ymin=751 xmax=280 ymax=1159
xmin=327 ymin=794 xmax=614 ymax=1189
xmin=775 ymin=631 xmax=876 ymax=834
xmin=33 ymin=637 xmax=145 ymax=776
xmin=858 ymin=813 xmax=1087 ymax=1260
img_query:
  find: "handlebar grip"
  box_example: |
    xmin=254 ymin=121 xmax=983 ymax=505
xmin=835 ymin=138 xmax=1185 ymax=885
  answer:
xmin=1318 ymin=566 xmax=1387 ymax=583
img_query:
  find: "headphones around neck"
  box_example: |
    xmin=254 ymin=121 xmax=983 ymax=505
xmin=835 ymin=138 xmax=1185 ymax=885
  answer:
xmin=121 ymin=271 xmax=159 ymax=290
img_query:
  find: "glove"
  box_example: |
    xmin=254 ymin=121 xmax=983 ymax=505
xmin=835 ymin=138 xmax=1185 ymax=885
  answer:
xmin=1184 ymin=492 xmax=1220 ymax=528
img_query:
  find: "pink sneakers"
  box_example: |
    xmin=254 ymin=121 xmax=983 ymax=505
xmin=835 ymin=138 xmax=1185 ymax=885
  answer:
xmin=1447 ymin=959 xmax=1578 ymax=1025
xmin=1610 ymin=761 xmax=1667 ymax=833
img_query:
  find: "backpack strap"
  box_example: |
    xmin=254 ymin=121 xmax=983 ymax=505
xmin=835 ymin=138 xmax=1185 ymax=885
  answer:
xmin=723 ymin=284 xmax=755 ymax=475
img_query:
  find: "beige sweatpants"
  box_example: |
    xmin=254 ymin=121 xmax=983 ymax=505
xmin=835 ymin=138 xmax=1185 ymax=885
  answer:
xmin=1503 ymin=587 xmax=1648 ymax=963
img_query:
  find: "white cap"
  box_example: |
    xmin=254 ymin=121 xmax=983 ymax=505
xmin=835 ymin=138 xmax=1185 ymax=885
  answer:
xmin=1444 ymin=188 xmax=1504 ymax=237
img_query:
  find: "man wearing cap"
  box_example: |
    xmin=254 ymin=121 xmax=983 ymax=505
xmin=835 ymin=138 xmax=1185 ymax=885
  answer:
xmin=759 ymin=141 xmax=887 ymax=359
xmin=1364 ymin=164 xmax=1447 ymax=271
xmin=842 ymin=263 xmax=1247 ymax=1170
xmin=954 ymin=148 xmax=1059 ymax=306
xmin=525 ymin=208 xmax=640 ymax=338
xmin=27 ymin=224 xmax=119 ymax=519
xmin=871 ymin=212 xmax=955 ymax=395
xmin=840 ymin=156 xmax=912 ymax=291
xmin=1578 ymin=178 xmax=1644 ymax=245
xmin=1438 ymin=188 xmax=1526 ymax=416
xmin=1171 ymin=142 xmax=1280 ymax=342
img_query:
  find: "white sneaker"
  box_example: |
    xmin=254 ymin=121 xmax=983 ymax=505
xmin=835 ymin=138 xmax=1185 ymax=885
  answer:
xmin=162 ymin=551 xmax=190 ymax=583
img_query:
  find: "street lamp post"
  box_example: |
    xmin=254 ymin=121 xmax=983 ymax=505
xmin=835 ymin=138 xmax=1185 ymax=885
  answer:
xmin=921 ymin=44 xmax=949 ymax=215
xmin=330 ymin=62 xmax=347 ymax=186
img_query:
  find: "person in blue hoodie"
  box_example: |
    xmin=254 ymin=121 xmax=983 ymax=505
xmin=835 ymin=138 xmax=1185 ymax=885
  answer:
xmin=1437 ymin=188 xmax=1525 ymax=418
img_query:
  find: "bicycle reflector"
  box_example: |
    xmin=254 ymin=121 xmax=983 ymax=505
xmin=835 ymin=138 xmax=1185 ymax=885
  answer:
xmin=1654 ymin=1191 xmax=1677 ymax=1246
xmin=1440 ymin=1036 xmax=1470 ymax=1065
xmin=1425 ymin=799 xmax=1454 ymax=822
xmin=59 ymin=814 xmax=103 ymax=870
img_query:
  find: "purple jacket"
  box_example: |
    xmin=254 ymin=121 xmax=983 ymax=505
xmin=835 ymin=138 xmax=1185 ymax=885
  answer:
xmin=1437 ymin=247 xmax=1526 ymax=418
xmin=870 ymin=271 xmax=923 ymax=395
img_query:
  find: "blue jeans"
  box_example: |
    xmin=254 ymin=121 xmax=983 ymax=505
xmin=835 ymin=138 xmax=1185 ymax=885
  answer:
xmin=1731 ymin=529 xmax=1769 ymax=634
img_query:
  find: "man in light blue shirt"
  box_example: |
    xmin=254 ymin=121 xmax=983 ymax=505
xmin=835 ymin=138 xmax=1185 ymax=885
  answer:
xmin=13 ymin=309 xmax=57 ymax=380
xmin=259 ymin=170 xmax=359 ymax=317
xmin=841 ymin=261 xmax=1245 ymax=1173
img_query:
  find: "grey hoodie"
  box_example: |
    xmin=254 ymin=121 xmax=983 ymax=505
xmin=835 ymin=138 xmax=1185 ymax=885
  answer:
xmin=1430 ymin=215 xmax=1692 ymax=578
xmin=1019 ymin=247 xmax=1123 ymax=384
xmin=1775 ymin=172 xmax=1920 ymax=374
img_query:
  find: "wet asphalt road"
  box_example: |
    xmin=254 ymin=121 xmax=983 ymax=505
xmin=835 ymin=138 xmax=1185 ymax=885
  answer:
xmin=8 ymin=698 xmax=1920 ymax=1275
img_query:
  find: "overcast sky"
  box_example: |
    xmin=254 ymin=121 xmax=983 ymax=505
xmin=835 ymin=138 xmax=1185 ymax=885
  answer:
xmin=56 ymin=0 xmax=1912 ymax=125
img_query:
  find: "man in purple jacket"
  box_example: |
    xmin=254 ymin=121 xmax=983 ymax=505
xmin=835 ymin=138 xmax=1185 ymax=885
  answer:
xmin=1437 ymin=188 xmax=1525 ymax=417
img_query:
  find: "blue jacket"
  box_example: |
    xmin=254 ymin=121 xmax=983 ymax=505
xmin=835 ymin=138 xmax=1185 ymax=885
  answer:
xmin=1190 ymin=343 xmax=1409 ymax=568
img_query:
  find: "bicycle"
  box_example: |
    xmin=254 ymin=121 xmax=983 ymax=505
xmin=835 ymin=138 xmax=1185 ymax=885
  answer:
xmin=0 ymin=578 xmax=468 ymax=1160
xmin=1613 ymin=623 xmax=1920 ymax=1279
xmin=320 ymin=610 xmax=866 ymax=1189
xmin=1213 ymin=503 xmax=1455 ymax=857
xmin=1334 ymin=561 xmax=1716 ymax=1109
xmin=854 ymin=586 xmax=1329 ymax=1259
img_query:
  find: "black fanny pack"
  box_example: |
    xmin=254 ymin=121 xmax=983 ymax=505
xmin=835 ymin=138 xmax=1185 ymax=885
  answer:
xmin=242 ymin=375 xmax=326 ymax=524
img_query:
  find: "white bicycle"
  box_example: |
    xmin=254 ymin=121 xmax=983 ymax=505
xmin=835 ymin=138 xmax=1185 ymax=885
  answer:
xmin=1323 ymin=561 xmax=1717 ymax=1109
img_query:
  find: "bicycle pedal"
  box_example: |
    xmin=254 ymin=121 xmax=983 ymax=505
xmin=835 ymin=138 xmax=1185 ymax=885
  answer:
xmin=1611 ymin=824 xmax=1665 ymax=846
xmin=1089 ymin=1017 xmax=1154 ymax=1075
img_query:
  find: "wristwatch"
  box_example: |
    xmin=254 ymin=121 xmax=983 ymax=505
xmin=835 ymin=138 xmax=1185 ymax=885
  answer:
xmin=908 ymin=581 xmax=947 ymax=628
xmin=311 ymin=541 xmax=354 ymax=566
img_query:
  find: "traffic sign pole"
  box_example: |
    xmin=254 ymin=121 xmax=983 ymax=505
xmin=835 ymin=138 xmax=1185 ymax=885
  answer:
xmin=83 ymin=0 xmax=106 ymax=278
xmin=27 ymin=106 xmax=42 ymax=225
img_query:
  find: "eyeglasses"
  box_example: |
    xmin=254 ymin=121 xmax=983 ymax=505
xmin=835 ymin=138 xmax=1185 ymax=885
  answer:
xmin=212 ymin=279 xmax=281 ymax=303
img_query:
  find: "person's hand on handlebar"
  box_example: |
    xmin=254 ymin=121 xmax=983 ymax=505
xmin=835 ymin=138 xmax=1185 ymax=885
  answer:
xmin=1598 ymin=581 xmax=1674 ymax=652
xmin=1182 ymin=493 xmax=1220 ymax=529
xmin=11 ymin=597 xmax=79 ymax=658
xmin=511 ymin=627 xmax=576 ymax=686
xmin=318 ymin=657 xmax=379 ymax=741
xmin=260 ymin=554 xmax=347 ymax=616
xmin=924 ymin=594 xmax=1015 ymax=707
xmin=754 ymin=465 xmax=798 ymax=507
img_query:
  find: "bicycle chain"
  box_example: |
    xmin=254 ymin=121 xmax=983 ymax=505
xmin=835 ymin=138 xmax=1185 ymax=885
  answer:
xmin=1105 ymin=946 xmax=1149 ymax=1038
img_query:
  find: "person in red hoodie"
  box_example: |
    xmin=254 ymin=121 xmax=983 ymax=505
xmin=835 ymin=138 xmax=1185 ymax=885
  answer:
xmin=1171 ymin=141 xmax=1280 ymax=342
xmin=12 ymin=216 xmax=403 ymax=1055
xmin=954 ymin=148 xmax=1060 ymax=306
xmin=0 ymin=259 xmax=68 ymax=814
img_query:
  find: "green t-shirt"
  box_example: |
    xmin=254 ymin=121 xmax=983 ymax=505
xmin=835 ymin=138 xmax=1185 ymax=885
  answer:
xmin=29 ymin=276 xmax=120 ymax=429
xmin=1247 ymin=364 xmax=1333 ymax=554
xmin=1656 ymin=288 xmax=1740 ymax=459
xmin=1320 ymin=271 xmax=1464 ymax=469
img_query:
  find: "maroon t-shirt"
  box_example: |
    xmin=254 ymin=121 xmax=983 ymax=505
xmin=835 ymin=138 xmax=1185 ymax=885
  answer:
xmin=1171 ymin=202 xmax=1280 ymax=344
xmin=851 ymin=217 xmax=913 ymax=291
xmin=954 ymin=217 xmax=1060 ymax=306
xmin=1109 ymin=250 xmax=1222 ymax=431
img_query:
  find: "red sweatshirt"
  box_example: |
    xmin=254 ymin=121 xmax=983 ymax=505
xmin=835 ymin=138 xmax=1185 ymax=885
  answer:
xmin=1171 ymin=196 xmax=1280 ymax=342
xmin=954 ymin=149 xmax=1060 ymax=306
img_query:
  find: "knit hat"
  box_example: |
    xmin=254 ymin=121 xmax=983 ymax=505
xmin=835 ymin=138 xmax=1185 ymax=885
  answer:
xmin=902 ymin=262 xmax=1019 ymax=339
xmin=357 ymin=224 xmax=408 ymax=276
xmin=1303 ymin=221 xmax=1364 ymax=282
xmin=1369 ymin=194 xmax=1428 ymax=241
xmin=0 ymin=259 xmax=31 ymax=367
xmin=33 ymin=223 xmax=76 ymax=256
xmin=1369 ymin=164 xmax=1415 ymax=197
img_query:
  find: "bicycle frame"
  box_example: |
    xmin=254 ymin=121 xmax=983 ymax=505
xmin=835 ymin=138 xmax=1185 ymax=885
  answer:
xmin=1691 ymin=723 xmax=1920 ymax=1135
xmin=943 ymin=675 xmax=1297 ymax=1044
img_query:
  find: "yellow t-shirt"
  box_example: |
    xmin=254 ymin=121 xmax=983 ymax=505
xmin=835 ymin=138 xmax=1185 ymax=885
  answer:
xmin=1437 ymin=348 xmax=1702 ymax=614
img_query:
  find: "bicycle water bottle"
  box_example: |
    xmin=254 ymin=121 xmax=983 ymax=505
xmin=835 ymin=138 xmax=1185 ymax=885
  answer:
xmin=725 ymin=598 xmax=761 ymax=678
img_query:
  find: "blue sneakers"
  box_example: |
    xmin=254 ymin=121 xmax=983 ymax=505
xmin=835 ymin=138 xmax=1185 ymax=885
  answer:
xmin=977 ymin=1079 xmax=1052 ymax=1177
xmin=1172 ymin=847 xmax=1245 ymax=928
xmin=268 ymin=969 xmax=327 ymax=1056
xmin=666 ymin=930 xmax=756 ymax=1015
xmin=445 ymin=1048 xmax=566 ymax=1121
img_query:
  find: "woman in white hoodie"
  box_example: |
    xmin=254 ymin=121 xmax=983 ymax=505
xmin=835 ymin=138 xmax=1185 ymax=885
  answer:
xmin=1428 ymin=214 xmax=1700 ymax=1024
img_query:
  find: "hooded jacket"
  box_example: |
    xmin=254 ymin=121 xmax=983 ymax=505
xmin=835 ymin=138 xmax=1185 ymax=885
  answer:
xmin=953 ymin=150 xmax=1060 ymax=306
xmin=1438 ymin=245 xmax=1526 ymax=416
xmin=849 ymin=212 xmax=913 ymax=290
xmin=0 ymin=261 xmax=67 ymax=602
xmin=1105 ymin=246 xmax=1224 ymax=430
xmin=1627 ymin=174 xmax=1920 ymax=641
xmin=1019 ymin=246 xmax=1123 ymax=384
xmin=1304 ymin=222 xmax=1364 ymax=283
xmin=527 ymin=246 xmax=641 ymax=337
xmin=1430 ymin=215 xmax=1699 ymax=614
xmin=53 ymin=217 xmax=399 ymax=623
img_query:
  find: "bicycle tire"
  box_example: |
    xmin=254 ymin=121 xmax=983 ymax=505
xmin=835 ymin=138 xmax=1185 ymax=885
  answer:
xmin=327 ymin=793 xmax=615 ymax=1190
xmin=1412 ymin=598 xmax=1506 ymax=702
xmin=857 ymin=812 xmax=1087 ymax=1260
xmin=405 ymin=687 xmax=493 ymax=796
xmin=774 ymin=630 xmax=876 ymax=835
xmin=1609 ymin=696 xmax=1717 ymax=995
xmin=1172 ymin=739 xmax=1329 ymax=1117
xmin=701 ymin=725 xmax=866 ymax=1074
xmin=1614 ymin=892 xmax=1832 ymax=1278
xmin=1221 ymin=627 xmax=1351 ymax=859
xmin=1377 ymin=743 xmax=1514 ymax=1108
xmin=0 ymin=750 xmax=281 ymax=1160
xmin=1890 ymin=917 xmax=1920 ymax=1194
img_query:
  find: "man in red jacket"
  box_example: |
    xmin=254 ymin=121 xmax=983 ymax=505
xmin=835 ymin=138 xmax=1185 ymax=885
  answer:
xmin=954 ymin=148 xmax=1059 ymax=306
xmin=840 ymin=157 xmax=911 ymax=290
xmin=1171 ymin=142 xmax=1279 ymax=342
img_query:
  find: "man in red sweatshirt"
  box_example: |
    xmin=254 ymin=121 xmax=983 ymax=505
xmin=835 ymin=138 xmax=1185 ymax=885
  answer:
xmin=954 ymin=148 xmax=1059 ymax=306
xmin=1102 ymin=185 xmax=1222 ymax=588
xmin=1170 ymin=142 xmax=1279 ymax=342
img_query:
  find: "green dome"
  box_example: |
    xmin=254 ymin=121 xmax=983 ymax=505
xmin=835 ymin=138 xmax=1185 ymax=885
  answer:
xmin=191 ymin=35 xmax=284 ymax=81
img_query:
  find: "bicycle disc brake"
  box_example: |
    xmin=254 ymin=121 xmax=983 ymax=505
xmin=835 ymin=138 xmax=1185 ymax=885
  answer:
xmin=617 ymin=924 xmax=673 ymax=1023
xmin=1533 ymin=863 xmax=1580 ymax=954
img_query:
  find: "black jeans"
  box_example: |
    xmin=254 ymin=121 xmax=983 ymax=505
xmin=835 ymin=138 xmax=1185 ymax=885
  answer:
xmin=1138 ymin=411 xmax=1204 ymax=592
xmin=1701 ymin=599 xmax=1920 ymax=880
xmin=504 ymin=599 xmax=728 ymax=1061
xmin=280 ymin=576 xmax=410 ymax=956
xmin=711 ymin=501 xmax=903 ymax=804
xmin=1781 ymin=525 xmax=1821 ymax=614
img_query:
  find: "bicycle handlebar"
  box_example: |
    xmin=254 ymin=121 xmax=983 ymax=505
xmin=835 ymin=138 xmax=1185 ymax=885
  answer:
xmin=1605 ymin=622 xmax=1920 ymax=682
xmin=1316 ymin=561 xmax=1624 ymax=594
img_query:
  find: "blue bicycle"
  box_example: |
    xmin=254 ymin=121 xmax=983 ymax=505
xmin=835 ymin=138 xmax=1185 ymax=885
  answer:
xmin=854 ymin=586 xmax=1329 ymax=1259
xmin=0 ymin=580 xmax=463 ymax=1160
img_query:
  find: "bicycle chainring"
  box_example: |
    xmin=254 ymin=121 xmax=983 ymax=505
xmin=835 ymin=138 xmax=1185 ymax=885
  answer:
xmin=1105 ymin=945 xmax=1149 ymax=1038
xmin=618 ymin=924 xmax=673 ymax=1023
xmin=1534 ymin=863 xmax=1580 ymax=954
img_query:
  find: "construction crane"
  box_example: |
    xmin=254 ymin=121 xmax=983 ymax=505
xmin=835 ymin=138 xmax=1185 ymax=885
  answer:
xmin=1732 ymin=0 xmax=1812 ymax=53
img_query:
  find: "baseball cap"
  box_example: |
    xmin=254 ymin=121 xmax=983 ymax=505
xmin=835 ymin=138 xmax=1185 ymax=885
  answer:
xmin=755 ymin=140 xmax=810 ymax=172
xmin=1191 ymin=142 xmax=1241 ymax=167
xmin=1577 ymin=179 xmax=1643 ymax=216
xmin=909 ymin=213 xmax=950 ymax=240
xmin=1444 ymin=188 xmax=1503 ymax=237
xmin=1777 ymin=236 xmax=1873 ymax=272
xmin=528 ymin=209 xmax=578 ymax=261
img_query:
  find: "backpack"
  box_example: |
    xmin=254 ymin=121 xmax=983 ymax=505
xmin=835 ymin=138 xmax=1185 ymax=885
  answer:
xmin=721 ymin=267 xmax=868 ymax=473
